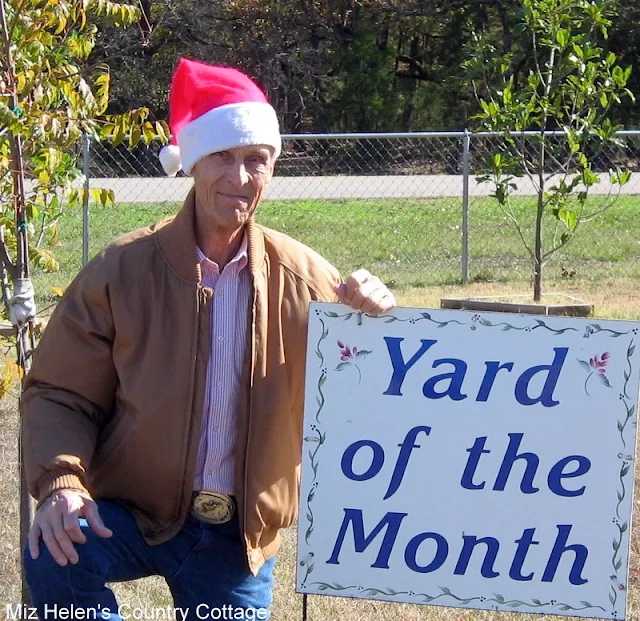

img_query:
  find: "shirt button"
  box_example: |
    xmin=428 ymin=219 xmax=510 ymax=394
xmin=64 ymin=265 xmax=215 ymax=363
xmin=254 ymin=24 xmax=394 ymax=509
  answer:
xmin=212 ymin=425 xmax=219 ymax=432
xmin=217 ymin=335 xmax=224 ymax=342
xmin=216 ymin=381 xmax=223 ymax=388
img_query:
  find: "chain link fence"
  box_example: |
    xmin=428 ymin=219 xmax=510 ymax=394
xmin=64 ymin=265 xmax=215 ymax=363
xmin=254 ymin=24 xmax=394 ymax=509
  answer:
xmin=45 ymin=131 xmax=640 ymax=300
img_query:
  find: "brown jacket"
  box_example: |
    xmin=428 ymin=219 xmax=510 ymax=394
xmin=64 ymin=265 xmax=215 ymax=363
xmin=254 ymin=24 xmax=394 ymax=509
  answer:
xmin=21 ymin=190 xmax=341 ymax=575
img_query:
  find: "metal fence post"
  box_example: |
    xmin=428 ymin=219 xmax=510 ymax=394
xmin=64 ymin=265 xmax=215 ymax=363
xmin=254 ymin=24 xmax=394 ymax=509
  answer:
xmin=461 ymin=129 xmax=470 ymax=284
xmin=82 ymin=133 xmax=90 ymax=266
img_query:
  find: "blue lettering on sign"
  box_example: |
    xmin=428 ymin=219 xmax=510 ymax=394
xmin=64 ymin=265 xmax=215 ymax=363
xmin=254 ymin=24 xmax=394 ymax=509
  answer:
xmin=383 ymin=338 xmax=437 ymax=396
xmin=341 ymin=440 xmax=385 ymax=482
xmin=510 ymin=528 xmax=540 ymax=581
xmin=460 ymin=433 xmax=591 ymax=497
xmin=326 ymin=518 xmax=589 ymax=585
xmin=454 ymin=536 xmax=501 ymax=578
xmin=547 ymin=456 xmax=591 ymax=497
xmin=514 ymin=347 xmax=568 ymax=407
xmin=542 ymin=525 xmax=589 ymax=585
xmin=422 ymin=359 xmax=468 ymax=401
xmin=405 ymin=531 xmax=449 ymax=573
xmin=382 ymin=339 xmax=568 ymax=407
xmin=384 ymin=426 xmax=432 ymax=500
xmin=326 ymin=509 xmax=407 ymax=568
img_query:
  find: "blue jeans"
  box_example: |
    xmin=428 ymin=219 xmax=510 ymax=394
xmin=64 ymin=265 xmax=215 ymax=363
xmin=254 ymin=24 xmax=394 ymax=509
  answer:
xmin=23 ymin=500 xmax=275 ymax=621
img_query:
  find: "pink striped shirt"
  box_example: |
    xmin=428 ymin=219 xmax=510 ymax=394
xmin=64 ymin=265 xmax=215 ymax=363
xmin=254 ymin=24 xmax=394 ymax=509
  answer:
xmin=193 ymin=235 xmax=250 ymax=494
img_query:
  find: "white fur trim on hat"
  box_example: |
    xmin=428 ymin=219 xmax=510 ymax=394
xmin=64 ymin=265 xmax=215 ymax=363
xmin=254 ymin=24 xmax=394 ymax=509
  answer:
xmin=178 ymin=102 xmax=281 ymax=175
xmin=159 ymin=143 xmax=182 ymax=177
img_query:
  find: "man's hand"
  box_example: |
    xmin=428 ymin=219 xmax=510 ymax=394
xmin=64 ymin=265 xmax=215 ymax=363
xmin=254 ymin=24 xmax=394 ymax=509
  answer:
xmin=28 ymin=489 xmax=112 ymax=566
xmin=335 ymin=269 xmax=396 ymax=314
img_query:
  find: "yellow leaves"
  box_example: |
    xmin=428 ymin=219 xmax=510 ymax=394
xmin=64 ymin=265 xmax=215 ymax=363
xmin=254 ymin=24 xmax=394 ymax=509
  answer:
xmin=5 ymin=0 xmax=157 ymax=294
xmin=90 ymin=188 xmax=115 ymax=207
xmin=50 ymin=116 xmax=61 ymax=137
xmin=16 ymin=73 xmax=27 ymax=94
xmin=47 ymin=221 xmax=62 ymax=247
xmin=112 ymin=119 xmax=126 ymax=146
xmin=0 ymin=358 xmax=24 ymax=399
xmin=77 ymin=77 xmax=98 ymax=114
xmin=67 ymin=31 xmax=94 ymax=58
xmin=128 ymin=123 xmax=141 ymax=148
xmin=142 ymin=122 xmax=157 ymax=144
xmin=155 ymin=121 xmax=169 ymax=143
xmin=94 ymin=68 xmax=110 ymax=114
xmin=53 ymin=12 xmax=67 ymax=34
xmin=44 ymin=147 xmax=61 ymax=171
xmin=29 ymin=246 xmax=60 ymax=272
xmin=51 ymin=286 xmax=64 ymax=297
xmin=67 ymin=36 xmax=83 ymax=57
xmin=101 ymin=108 xmax=157 ymax=147
xmin=92 ymin=0 xmax=140 ymax=26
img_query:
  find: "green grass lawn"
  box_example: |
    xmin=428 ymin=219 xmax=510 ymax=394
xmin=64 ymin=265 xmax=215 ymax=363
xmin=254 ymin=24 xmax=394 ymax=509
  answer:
xmin=5 ymin=192 xmax=640 ymax=621
xmin=30 ymin=194 xmax=640 ymax=313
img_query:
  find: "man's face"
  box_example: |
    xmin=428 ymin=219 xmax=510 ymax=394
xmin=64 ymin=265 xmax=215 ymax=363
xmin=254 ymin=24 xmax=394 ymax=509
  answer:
xmin=191 ymin=144 xmax=275 ymax=234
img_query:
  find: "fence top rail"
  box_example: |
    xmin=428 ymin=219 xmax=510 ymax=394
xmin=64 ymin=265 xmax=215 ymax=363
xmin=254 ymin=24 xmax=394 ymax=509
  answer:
xmin=79 ymin=129 xmax=640 ymax=143
xmin=281 ymin=130 xmax=640 ymax=140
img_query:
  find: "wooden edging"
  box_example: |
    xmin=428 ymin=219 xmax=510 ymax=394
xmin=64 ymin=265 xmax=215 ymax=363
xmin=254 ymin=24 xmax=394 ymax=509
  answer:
xmin=440 ymin=297 xmax=594 ymax=317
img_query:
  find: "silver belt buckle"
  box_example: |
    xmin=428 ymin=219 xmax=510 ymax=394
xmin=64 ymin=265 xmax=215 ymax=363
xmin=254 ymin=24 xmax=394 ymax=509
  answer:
xmin=191 ymin=492 xmax=236 ymax=525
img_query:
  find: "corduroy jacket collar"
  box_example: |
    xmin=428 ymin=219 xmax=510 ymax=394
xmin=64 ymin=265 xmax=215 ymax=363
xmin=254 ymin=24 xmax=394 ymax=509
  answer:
xmin=156 ymin=188 xmax=266 ymax=283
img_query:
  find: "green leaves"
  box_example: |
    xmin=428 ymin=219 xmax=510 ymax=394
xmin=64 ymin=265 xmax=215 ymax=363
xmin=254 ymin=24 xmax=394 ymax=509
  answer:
xmin=557 ymin=208 xmax=577 ymax=231
xmin=556 ymin=29 xmax=569 ymax=48
xmin=466 ymin=0 xmax=632 ymax=301
xmin=0 ymin=0 xmax=167 ymax=297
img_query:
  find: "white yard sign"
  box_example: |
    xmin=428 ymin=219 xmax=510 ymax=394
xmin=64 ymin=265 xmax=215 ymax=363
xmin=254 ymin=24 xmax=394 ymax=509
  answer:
xmin=297 ymin=303 xmax=640 ymax=620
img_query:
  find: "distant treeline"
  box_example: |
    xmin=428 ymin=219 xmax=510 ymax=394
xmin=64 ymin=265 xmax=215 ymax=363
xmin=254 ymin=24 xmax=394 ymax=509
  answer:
xmin=94 ymin=0 xmax=640 ymax=133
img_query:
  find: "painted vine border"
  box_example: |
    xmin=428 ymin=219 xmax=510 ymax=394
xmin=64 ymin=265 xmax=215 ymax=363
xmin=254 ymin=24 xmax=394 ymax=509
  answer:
xmin=300 ymin=307 xmax=638 ymax=618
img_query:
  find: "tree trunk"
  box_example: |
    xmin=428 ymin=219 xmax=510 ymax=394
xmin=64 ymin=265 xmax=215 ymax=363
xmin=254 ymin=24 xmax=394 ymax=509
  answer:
xmin=0 ymin=0 xmax=34 ymax=607
xmin=534 ymin=133 xmax=545 ymax=302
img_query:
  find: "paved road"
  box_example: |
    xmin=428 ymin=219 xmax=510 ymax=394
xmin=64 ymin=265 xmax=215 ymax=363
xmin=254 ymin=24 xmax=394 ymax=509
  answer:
xmin=83 ymin=172 xmax=640 ymax=204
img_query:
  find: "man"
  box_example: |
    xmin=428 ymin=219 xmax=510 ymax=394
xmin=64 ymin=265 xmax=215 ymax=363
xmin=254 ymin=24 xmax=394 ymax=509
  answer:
xmin=21 ymin=58 xmax=395 ymax=620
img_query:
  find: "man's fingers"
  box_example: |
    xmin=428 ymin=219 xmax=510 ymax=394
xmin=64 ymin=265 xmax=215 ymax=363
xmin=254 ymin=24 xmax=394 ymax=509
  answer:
xmin=359 ymin=287 xmax=386 ymax=314
xmin=51 ymin=517 xmax=80 ymax=564
xmin=377 ymin=291 xmax=397 ymax=313
xmin=336 ymin=270 xmax=396 ymax=314
xmin=344 ymin=270 xmax=373 ymax=303
xmin=40 ymin=522 xmax=69 ymax=566
xmin=84 ymin=503 xmax=113 ymax=538
xmin=27 ymin=522 xmax=41 ymax=560
xmin=348 ymin=277 xmax=383 ymax=311
xmin=63 ymin=510 xmax=87 ymax=545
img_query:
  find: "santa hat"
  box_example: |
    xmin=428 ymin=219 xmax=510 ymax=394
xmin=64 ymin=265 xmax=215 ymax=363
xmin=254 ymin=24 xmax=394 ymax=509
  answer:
xmin=159 ymin=58 xmax=281 ymax=177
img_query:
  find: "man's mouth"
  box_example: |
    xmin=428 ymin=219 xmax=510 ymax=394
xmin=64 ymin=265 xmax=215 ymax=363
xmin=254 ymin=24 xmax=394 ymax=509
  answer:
xmin=218 ymin=192 xmax=250 ymax=202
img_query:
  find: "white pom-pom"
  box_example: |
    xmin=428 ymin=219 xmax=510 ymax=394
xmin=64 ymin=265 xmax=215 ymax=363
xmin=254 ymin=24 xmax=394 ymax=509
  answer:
xmin=159 ymin=144 xmax=182 ymax=177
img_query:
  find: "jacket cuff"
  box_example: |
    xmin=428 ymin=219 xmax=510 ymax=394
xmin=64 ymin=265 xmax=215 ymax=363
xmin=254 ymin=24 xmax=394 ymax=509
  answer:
xmin=36 ymin=469 xmax=89 ymax=507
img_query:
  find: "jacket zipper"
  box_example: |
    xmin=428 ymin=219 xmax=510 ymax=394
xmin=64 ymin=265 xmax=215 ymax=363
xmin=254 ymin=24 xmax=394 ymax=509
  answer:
xmin=243 ymin=284 xmax=257 ymax=570
xmin=180 ymin=284 xmax=207 ymax=516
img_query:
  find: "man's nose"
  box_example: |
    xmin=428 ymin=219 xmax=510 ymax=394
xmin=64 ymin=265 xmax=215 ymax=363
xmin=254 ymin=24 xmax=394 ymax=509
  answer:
xmin=226 ymin=158 xmax=249 ymax=185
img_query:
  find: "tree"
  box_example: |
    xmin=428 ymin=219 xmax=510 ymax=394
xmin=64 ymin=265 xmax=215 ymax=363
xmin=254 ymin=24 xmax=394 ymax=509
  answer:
xmin=465 ymin=0 xmax=634 ymax=301
xmin=0 ymin=0 xmax=168 ymax=601
xmin=1 ymin=0 xmax=169 ymax=287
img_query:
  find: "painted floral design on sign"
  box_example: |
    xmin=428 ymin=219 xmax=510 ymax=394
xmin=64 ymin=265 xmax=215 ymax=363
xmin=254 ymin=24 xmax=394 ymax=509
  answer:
xmin=578 ymin=352 xmax=612 ymax=396
xmin=335 ymin=340 xmax=372 ymax=384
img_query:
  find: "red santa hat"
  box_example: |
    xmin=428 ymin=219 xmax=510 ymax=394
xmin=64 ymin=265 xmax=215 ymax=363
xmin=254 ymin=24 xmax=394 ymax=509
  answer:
xmin=159 ymin=58 xmax=281 ymax=177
